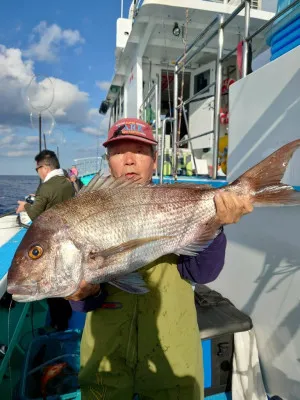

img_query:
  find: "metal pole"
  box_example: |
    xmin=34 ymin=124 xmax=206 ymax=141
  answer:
xmin=43 ymin=134 xmax=47 ymax=149
xmin=172 ymin=65 xmax=179 ymax=177
xmin=154 ymin=74 xmax=159 ymax=177
xmin=38 ymin=113 xmax=42 ymax=153
xmin=242 ymin=0 xmax=251 ymax=78
xmin=181 ymin=106 xmax=199 ymax=176
xmin=176 ymin=15 xmax=219 ymax=65
xmin=212 ymin=15 xmax=224 ymax=180
xmin=121 ymin=0 xmax=124 ymax=18
xmin=160 ymin=117 xmax=174 ymax=184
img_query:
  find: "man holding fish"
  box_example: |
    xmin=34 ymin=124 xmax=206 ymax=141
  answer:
xmin=67 ymin=118 xmax=253 ymax=400
xmin=8 ymin=118 xmax=300 ymax=399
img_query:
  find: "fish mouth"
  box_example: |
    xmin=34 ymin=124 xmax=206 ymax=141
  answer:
xmin=7 ymin=284 xmax=37 ymax=297
xmin=11 ymin=294 xmax=35 ymax=302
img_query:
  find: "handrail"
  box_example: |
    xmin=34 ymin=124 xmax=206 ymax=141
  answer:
xmin=246 ymin=0 xmax=300 ymax=42
xmin=170 ymin=0 xmax=296 ymax=181
xmin=221 ymin=1 xmax=246 ymax=28
xmin=242 ymin=0 xmax=251 ymax=77
xmin=139 ymin=74 xmax=159 ymax=122
xmin=139 ymin=84 xmax=156 ymax=114
xmin=160 ymin=118 xmax=174 ymax=184
xmin=173 ymin=0 xmax=250 ymax=180
xmin=220 ymin=46 xmax=237 ymax=63
xmin=176 ymin=15 xmax=220 ymax=65
xmin=182 ymin=82 xmax=216 ymax=107
xmin=212 ymin=15 xmax=224 ymax=179
xmin=154 ymin=73 xmax=159 ymax=177
xmin=177 ymin=130 xmax=214 ymax=145
xmin=177 ymin=27 xmax=220 ymax=73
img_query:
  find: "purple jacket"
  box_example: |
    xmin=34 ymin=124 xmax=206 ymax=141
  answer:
xmin=69 ymin=230 xmax=226 ymax=313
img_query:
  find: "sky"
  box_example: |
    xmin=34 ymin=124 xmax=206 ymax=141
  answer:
xmin=0 ymin=0 xmax=133 ymax=175
xmin=0 ymin=0 xmax=277 ymax=175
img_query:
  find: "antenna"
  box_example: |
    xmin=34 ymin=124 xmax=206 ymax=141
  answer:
xmin=121 ymin=0 xmax=123 ymax=18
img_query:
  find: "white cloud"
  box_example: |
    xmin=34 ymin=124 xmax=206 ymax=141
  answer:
xmin=0 ymin=125 xmax=13 ymax=135
xmin=0 ymin=44 xmax=90 ymax=128
xmin=25 ymin=135 xmax=39 ymax=144
xmin=24 ymin=21 xmax=85 ymax=62
xmin=81 ymin=113 xmax=110 ymax=138
xmin=0 ymin=135 xmax=15 ymax=146
xmin=0 ymin=133 xmax=40 ymax=157
xmin=88 ymin=108 xmax=99 ymax=118
xmin=0 ymin=39 xmax=103 ymax=159
xmin=6 ymin=150 xmax=36 ymax=157
xmin=96 ymin=80 xmax=111 ymax=91
xmin=81 ymin=127 xmax=100 ymax=135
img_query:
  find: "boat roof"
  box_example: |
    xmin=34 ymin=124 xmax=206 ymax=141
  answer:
xmin=105 ymin=0 xmax=274 ymax=103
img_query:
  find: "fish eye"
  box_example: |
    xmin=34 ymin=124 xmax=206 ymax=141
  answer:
xmin=28 ymin=245 xmax=43 ymax=260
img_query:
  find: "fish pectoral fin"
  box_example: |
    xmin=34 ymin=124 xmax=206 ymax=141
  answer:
xmin=175 ymin=242 xmax=212 ymax=256
xmin=175 ymin=219 xmax=221 ymax=256
xmin=175 ymin=243 xmax=205 ymax=256
xmin=94 ymin=236 xmax=172 ymax=259
xmin=109 ymin=272 xmax=149 ymax=294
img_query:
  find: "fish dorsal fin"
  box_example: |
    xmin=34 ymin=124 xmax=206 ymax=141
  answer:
xmin=78 ymin=172 xmax=104 ymax=194
xmin=79 ymin=174 xmax=149 ymax=195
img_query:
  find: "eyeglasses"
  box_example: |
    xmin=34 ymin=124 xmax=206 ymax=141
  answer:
xmin=35 ymin=165 xmax=49 ymax=173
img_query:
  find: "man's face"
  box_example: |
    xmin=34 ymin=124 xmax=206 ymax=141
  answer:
xmin=35 ymin=163 xmax=51 ymax=181
xmin=107 ymin=140 xmax=157 ymax=183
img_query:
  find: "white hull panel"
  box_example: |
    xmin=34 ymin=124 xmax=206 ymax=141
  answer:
xmin=211 ymin=45 xmax=300 ymax=399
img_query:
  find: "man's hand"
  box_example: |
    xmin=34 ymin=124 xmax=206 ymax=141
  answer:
xmin=214 ymin=191 xmax=253 ymax=225
xmin=65 ymin=280 xmax=101 ymax=301
xmin=16 ymin=201 xmax=26 ymax=214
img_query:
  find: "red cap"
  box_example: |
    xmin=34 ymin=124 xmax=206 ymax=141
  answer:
xmin=103 ymin=118 xmax=158 ymax=148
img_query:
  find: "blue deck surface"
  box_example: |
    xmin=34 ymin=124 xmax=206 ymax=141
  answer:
xmin=0 ymin=228 xmax=27 ymax=280
xmin=152 ymin=176 xmax=227 ymax=188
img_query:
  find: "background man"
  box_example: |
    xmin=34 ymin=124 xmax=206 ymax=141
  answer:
xmin=16 ymin=149 xmax=74 ymax=331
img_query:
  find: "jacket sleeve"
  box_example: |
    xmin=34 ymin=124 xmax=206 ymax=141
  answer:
xmin=24 ymin=189 xmax=49 ymax=221
xmin=177 ymin=230 xmax=227 ymax=284
xmin=68 ymin=288 xmax=108 ymax=313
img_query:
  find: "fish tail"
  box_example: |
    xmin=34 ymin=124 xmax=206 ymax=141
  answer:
xmin=236 ymin=139 xmax=300 ymax=206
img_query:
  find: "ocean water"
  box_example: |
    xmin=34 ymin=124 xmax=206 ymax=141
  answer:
xmin=0 ymin=175 xmax=40 ymax=215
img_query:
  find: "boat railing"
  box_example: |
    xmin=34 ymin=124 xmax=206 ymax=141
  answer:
xmin=172 ymin=0 xmax=300 ymax=181
xmin=74 ymin=156 xmax=106 ymax=178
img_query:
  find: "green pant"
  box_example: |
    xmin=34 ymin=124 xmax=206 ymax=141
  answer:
xmin=79 ymin=256 xmax=204 ymax=400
